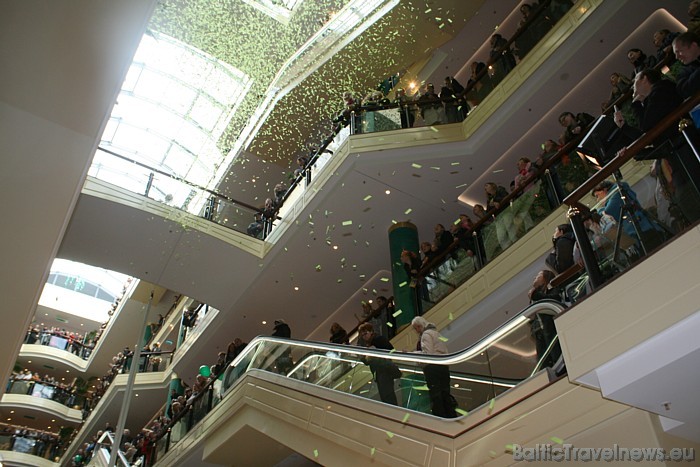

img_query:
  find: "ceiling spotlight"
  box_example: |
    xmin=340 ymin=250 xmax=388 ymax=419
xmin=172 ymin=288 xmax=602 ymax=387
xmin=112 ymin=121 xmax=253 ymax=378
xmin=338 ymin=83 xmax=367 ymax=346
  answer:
xmin=385 ymin=189 xmax=391 ymax=195
xmin=332 ymin=245 xmax=339 ymax=250
xmin=27 ymin=361 xmax=31 ymax=364
xmin=262 ymin=320 xmax=267 ymax=325
xmin=294 ymin=286 xmax=299 ymax=291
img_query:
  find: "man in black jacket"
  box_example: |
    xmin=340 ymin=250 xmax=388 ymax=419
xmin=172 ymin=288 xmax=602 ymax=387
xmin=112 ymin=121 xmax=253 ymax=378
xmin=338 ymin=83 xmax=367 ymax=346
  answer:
xmin=358 ymin=322 xmax=399 ymax=405
xmin=545 ymin=224 xmax=576 ymax=273
xmin=673 ymin=31 xmax=700 ymax=99
xmin=615 ymin=68 xmax=700 ymax=225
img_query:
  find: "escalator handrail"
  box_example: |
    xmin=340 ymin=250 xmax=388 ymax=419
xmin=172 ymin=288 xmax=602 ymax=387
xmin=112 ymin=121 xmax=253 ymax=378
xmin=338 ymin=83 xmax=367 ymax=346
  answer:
xmin=224 ymin=300 xmax=566 ymax=376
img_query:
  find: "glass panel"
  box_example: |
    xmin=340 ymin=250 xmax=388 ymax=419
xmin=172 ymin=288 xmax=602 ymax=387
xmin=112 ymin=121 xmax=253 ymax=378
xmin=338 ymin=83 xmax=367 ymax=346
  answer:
xmin=217 ymin=301 xmax=564 ymax=419
xmin=420 ymin=248 xmax=479 ymax=314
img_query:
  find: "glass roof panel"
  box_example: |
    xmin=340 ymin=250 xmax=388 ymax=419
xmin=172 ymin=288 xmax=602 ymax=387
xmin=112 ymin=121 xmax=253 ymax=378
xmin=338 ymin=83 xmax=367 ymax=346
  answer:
xmin=91 ymin=30 xmax=252 ymax=215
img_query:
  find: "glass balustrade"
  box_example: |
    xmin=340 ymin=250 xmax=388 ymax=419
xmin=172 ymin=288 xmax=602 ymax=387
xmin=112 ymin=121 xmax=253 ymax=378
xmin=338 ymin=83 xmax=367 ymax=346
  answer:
xmin=150 ymin=300 xmax=565 ymax=460
xmin=6 ymin=379 xmax=88 ymax=412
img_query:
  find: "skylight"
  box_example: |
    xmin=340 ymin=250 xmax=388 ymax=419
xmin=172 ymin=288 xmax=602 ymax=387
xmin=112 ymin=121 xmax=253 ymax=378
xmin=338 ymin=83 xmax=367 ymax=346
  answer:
xmin=90 ymin=30 xmax=252 ymax=213
xmin=241 ymin=0 xmax=305 ymax=24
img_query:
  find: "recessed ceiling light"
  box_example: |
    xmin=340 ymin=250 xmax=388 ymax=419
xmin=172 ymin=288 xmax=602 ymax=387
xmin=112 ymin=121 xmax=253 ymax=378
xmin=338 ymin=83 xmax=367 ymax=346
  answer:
xmin=293 ymin=286 xmax=299 ymax=291
xmin=27 ymin=361 xmax=31 ymax=364
xmin=10 ymin=411 xmax=14 ymax=414
xmin=332 ymin=245 xmax=338 ymax=250
xmin=51 ymin=419 xmax=55 ymax=422
xmin=44 ymin=313 xmax=48 ymax=316
xmin=47 ymin=426 xmax=51 ymax=429
xmin=7 ymin=418 xmax=11 ymax=421
xmin=135 ymin=393 xmax=139 ymax=397
xmin=262 ymin=320 xmax=267 ymax=325
xmin=66 ymin=370 xmax=70 ymax=373
xmin=80 ymin=323 xmax=83 ymax=326
xmin=385 ymin=189 xmax=391 ymax=195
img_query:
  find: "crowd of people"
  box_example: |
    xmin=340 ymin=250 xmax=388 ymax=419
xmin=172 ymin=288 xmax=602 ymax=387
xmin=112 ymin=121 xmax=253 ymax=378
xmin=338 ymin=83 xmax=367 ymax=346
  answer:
xmin=24 ymin=3 xmax=700 ymax=464
xmin=0 ymin=423 xmax=64 ymax=460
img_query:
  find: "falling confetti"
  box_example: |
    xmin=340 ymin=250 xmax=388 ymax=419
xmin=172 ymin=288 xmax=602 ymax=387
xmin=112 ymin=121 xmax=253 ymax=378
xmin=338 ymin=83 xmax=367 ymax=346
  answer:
xmin=449 ymin=312 xmax=454 ymax=320
xmin=489 ymin=399 xmax=495 ymax=411
xmin=313 ymin=450 xmax=319 ymax=458
xmin=342 ymin=220 xmax=353 ymax=226
xmin=370 ymin=447 xmax=376 ymax=456
xmin=402 ymin=413 xmax=410 ymax=423
xmin=392 ymin=309 xmax=402 ymax=317
xmin=439 ymin=336 xmax=449 ymax=342
xmin=380 ymin=277 xmax=389 ymax=282
xmin=411 ymin=163 xmax=422 ymax=168
xmin=413 ymin=384 xmax=429 ymax=391
xmin=363 ymin=195 xmax=372 ymax=201
xmin=399 ymin=281 xmax=408 ymax=287
xmin=404 ymin=208 xmax=412 ymax=214
xmin=550 ymin=437 xmax=564 ymax=444
xmin=456 ymin=408 xmax=468 ymax=416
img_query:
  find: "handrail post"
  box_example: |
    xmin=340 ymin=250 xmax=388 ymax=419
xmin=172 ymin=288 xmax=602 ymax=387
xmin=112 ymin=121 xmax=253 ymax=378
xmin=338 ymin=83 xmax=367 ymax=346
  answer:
xmin=472 ymin=230 xmax=486 ymax=269
xmin=145 ymin=172 xmax=154 ymax=197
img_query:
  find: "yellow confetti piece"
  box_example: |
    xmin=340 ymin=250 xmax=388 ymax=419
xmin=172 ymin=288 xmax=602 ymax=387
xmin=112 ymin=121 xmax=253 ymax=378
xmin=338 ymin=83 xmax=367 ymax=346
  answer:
xmin=413 ymin=385 xmax=429 ymax=391
xmin=455 ymin=183 xmax=467 ymax=188
xmin=425 ymin=8 xmax=432 ymax=13
xmin=387 ymin=322 xmax=393 ymax=327
xmin=439 ymin=23 xmax=445 ymax=28
xmin=550 ymin=437 xmax=564 ymax=445
xmin=315 ymin=265 xmax=322 ymax=271
xmin=392 ymin=309 xmax=402 ymax=317
xmin=411 ymin=163 xmax=422 ymax=168
xmin=489 ymin=399 xmax=495 ymax=411
xmin=449 ymin=312 xmax=454 ymax=320
xmin=439 ymin=336 xmax=449 ymax=342
xmin=402 ymin=413 xmax=410 ymax=423
xmin=380 ymin=277 xmax=390 ymax=282
xmin=363 ymin=195 xmax=372 ymax=201
xmin=337 ymin=279 xmax=342 ymax=283
xmin=399 ymin=281 xmax=408 ymax=287
xmin=404 ymin=208 xmax=412 ymax=214
xmin=342 ymin=220 xmax=352 ymax=226
xmin=313 ymin=449 xmax=319 ymax=458
xmin=505 ymin=444 xmax=514 ymax=452
xmin=489 ymin=450 xmax=497 ymax=458
xmin=386 ymin=431 xmax=394 ymax=439
xmin=451 ymin=162 xmax=460 ymax=166
xmin=370 ymin=447 xmax=376 ymax=456
xmin=455 ymin=408 xmax=468 ymax=416
xmin=431 ymin=166 xmax=440 ymax=170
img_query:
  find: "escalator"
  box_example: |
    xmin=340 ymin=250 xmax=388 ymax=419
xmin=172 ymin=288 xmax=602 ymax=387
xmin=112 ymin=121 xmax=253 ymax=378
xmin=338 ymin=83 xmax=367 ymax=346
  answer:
xmin=154 ymin=301 xmax=589 ymax=466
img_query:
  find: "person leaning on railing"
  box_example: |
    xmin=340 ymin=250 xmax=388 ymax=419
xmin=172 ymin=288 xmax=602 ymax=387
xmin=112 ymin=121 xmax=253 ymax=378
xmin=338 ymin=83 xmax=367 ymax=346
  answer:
xmin=615 ymin=67 xmax=700 ymax=227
